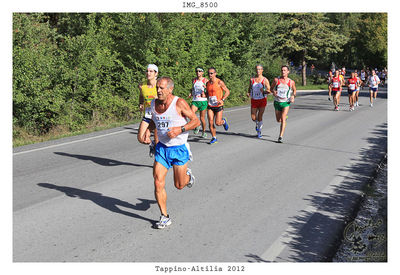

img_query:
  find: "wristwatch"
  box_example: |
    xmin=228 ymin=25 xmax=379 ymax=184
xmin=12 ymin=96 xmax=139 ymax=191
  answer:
xmin=181 ymin=126 xmax=186 ymax=133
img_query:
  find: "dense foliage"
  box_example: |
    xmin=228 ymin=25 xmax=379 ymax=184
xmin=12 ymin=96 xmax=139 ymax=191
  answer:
xmin=13 ymin=13 xmax=387 ymax=138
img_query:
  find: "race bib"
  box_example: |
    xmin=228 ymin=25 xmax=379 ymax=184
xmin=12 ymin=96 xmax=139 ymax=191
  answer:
xmin=155 ymin=116 xmax=172 ymax=136
xmin=349 ymin=84 xmax=356 ymax=90
xmin=193 ymin=86 xmax=203 ymax=98
xmin=209 ymin=96 xmax=219 ymax=106
xmin=277 ymin=87 xmax=288 ymax=98
xmin=333 ymin=82 xmax=339 ymax=88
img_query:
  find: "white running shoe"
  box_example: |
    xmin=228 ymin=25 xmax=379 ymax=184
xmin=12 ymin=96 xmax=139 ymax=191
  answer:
xmin=370 ymin=103 xmax=373 ymax=107
xmin=156 ymin=215 xmax=171 ymax=229
xmin=186 ymin=168 xmax=195 ymax=188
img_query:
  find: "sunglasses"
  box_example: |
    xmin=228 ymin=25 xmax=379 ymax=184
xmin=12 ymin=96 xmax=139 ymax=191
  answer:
xmin=208 ymin=72 xmax=215 ymax=75
xmin=196 ymin=70 xmax=203 ymax=72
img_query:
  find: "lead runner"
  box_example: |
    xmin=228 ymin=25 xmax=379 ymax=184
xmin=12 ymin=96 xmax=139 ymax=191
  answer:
xmin=137 ymin=77 xmax=200 ymax=229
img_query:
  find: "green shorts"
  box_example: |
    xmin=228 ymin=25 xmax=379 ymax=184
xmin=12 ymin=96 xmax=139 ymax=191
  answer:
xmin=274 ymin=101 xmax=291 ymax=111
xmin=192 ymin=100 xmax=208 ymax=111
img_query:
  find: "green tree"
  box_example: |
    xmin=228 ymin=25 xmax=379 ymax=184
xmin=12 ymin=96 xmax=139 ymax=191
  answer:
xmin=13 ymin=13 xmax=64 ymax=134
xmin=272 ymin=13 xmax=348 ymax=85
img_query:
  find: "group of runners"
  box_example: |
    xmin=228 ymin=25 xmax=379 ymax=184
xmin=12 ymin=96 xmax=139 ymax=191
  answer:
xmin=327 ymin=67 xmax=384 ymax=110
xmin=137 ymin=64 xmax=297 ymax=229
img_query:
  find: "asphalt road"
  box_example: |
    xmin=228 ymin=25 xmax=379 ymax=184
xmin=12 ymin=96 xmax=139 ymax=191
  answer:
xmin=13 ymin=88 xmax=387 ymax=262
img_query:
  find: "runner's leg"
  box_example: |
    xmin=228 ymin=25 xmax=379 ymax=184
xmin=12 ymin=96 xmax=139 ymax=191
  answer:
xmin=153 ymin=161 xmax=169 ymax=216
xmin=173 ymin=163 xmax=190 ymax=190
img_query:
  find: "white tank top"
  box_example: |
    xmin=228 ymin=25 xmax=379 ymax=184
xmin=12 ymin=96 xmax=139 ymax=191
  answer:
xmin=250 ymin=78 xmax=266 ymax=100
xmin=192 ymin=78 xmax=207 ymax=102
xmin=151 ymin=96 xmax=188 ymax=147
xmin=274 ymin=78 xmax=292 ymax=103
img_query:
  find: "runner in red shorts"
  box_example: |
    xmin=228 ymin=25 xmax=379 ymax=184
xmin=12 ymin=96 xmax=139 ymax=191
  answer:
xmin=247 ymin=65 xmax=271 ymax=138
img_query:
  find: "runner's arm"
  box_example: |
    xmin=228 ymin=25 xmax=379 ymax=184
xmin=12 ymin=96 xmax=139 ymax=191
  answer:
xmin=290 ymin=81 xmax=297 ymax=103
xmin=138 ymin=84 xmax=144 ymax=112
xmin=137 ymin=120 xmax=155 ymax=144
xmin=219 ymin=80 xmax=230 ymax=104
xmin=247 ymin=79 xmax=252 ymax=97
xmin=167 ymin=98 xmax=200 ymax=139
xmin=264 ymin=78 xmax=271 ymax=94
xmin=270 ymin=78 xmax=278 ymax=97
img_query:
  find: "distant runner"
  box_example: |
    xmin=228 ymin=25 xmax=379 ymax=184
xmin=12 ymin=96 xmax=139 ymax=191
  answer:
xmin=271 ymin=65 xmax=297 ymax=143
xmin=206 ymin=67 xmax=230 ymax=145
xmin=354 ymin=71 xmax=362 ymax=107
xmin=330 ymin=70 xmax=344 ymax=111
xmin=368 ymin=70 xmax=381 ymax=107
xmin=247 ymin=64 xmax=270 ymax=138
xmin=188 ymin=67 xmax=208 ymax=138
xmin=347 ymin=72 xmax=358 ymax=111
xmin=138 ymin=64 xmax=159 ymax=157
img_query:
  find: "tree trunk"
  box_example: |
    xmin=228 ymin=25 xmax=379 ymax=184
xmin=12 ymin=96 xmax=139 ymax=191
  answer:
xmin=302 ymin=58 xmax=307 ymax=86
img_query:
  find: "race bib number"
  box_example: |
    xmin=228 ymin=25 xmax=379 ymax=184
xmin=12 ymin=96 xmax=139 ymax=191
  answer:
xmin=333 ymin=82 xmax=339 ymax=88
xmin=277 ymin=87 xmax=288 ymax=98
xmin=349 ymin=84 xmax=356 ymax=90
xmin=157 ymin=121 xmax=169 ymax=129
xmin=209 ymin=96 xmax=219 ymax=106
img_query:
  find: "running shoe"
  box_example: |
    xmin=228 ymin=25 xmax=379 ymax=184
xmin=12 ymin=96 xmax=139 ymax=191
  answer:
xmin=257 ymin=130 xmax=262 ymax=139
xmin=370 ymin=103 xmax=373 ymax=107
xmin=328 ymin=97 xmax=331 ymax=101
xmin=334 ymin=106 xmax=339 ymax=111
xmin=222 ymin=118 xmax=229 ymax=131
xmin=156 ymin=214 xmax=171 ymax=229
xmin=186 ymin=168 xmax=195 ymax=188
xmin=201 ymin=132 xmax=208 ymax=138
xmin=193 ymin=126 xmax=200 ymax=135
xmin=149 ymin=141 xmax=155 ymax=158
xmin=277 ymin=136 xmax=283 ymax=143
xmin=208 ymin=137 xmax=218 ymax=145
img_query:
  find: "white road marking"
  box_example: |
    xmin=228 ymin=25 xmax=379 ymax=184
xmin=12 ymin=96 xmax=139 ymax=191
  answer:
xmin=13 ymin=129 xmax=131 ymax=156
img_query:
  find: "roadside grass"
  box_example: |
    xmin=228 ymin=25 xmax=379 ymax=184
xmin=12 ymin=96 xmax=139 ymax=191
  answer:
xmin=13 ymin=119 xmax=141 ymax=148
xmin=296 ymin=84 xmax=328 ymax=90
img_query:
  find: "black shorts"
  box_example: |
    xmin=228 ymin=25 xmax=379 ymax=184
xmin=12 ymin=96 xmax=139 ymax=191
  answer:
xmin=142 ymin=117 xmax=152 ymax=124
xmin=332 ymin=90 xmax=341 ymax=96
xmin=207 ymin=106 xmax=224 ymax=113
xmin=348 ymin=90 xmax=356 ymax=95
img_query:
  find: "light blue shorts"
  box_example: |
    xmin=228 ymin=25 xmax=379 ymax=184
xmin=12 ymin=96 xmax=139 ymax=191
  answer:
xmin=155 ymin=142 xmax=190 ymax=169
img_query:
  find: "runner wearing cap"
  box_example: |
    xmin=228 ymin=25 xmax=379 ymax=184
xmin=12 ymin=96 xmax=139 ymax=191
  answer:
xmin=188 ymin=67 xmax=208 ymax=138
xmin=138 ymin=64 xmax=159 ymax=157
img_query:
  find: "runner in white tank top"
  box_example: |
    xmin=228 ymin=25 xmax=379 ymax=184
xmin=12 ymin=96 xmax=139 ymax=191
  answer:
xmin=137 ymin=77 xmax=200 ymax=229
xmin=151 ymin=96 xmax=189 ymax=147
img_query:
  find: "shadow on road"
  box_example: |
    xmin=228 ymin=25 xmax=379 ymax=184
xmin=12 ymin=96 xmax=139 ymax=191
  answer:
xmin=246 ymin=122 xmax=387 ymax=262
xmin=37 ymin=183 xmax=157 ymax=226
xmin=54 ymin=152 xmax=153 ymax=168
